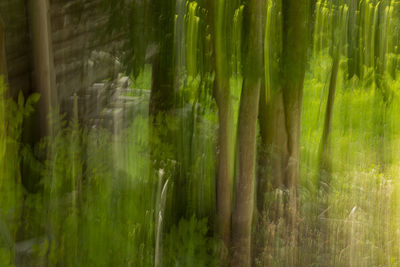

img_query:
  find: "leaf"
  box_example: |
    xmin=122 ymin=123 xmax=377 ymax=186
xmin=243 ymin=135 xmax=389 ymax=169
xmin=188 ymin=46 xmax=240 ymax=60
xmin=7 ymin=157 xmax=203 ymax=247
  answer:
xmin=18 ymin=91 xmax=24 ymax=109
xmin=26 ymin=93 xmax=41 ymax=105
xmin=24 ymin=93 xmax=41 ymax=116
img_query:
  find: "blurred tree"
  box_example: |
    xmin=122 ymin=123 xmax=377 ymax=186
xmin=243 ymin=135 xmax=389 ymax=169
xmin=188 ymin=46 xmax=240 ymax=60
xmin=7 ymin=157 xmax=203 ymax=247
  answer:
xmin=257 ymin=1 xmax=310 ymax=263
xmin=0 ymin=19 xmax=7 ymax=80
xmin=28 ymin=0 xmax=56 ymax=139
xmin=231 ymin=0 xmax=264 ymax=266
xmin=319 ymin=3 xmax=348 ymax=191
xmin=210 ymin=0 xmax=236 ymax=257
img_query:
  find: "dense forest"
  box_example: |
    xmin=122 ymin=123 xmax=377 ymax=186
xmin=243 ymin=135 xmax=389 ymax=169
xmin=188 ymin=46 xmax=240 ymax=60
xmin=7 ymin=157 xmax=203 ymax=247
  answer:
xmin=1 ymin=0 xmax=400 ymax=266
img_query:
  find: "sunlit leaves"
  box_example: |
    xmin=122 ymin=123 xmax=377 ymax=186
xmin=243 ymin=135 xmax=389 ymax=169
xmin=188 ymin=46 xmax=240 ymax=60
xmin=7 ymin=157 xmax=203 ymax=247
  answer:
xmin=185 ymin=1 xmax=200 ymax=79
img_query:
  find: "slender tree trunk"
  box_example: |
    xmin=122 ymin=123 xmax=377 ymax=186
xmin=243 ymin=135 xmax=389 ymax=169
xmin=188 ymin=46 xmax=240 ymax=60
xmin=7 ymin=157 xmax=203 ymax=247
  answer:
xmin=256 ymin=1 xmax=309 ymax=264
xmin=281 ymin=0 xmax=308 ymax=193
xmin=258 ymin=88 xmax=289 ymax=211
xmin=28 ymin=1 xmax=56 ymax=264
xmin=319 ymin=44 xmax=340 ymax=190
xmin=348 ymin=0 xmax=359 ymax=79
xmin=149 ymin=0 xmax=176 ymax=117
xmin=316 ymin=39 xmax=341 ymax=266
xmin=28 ymin=0 xmax=56 ymax=139
xmin=280 ymin=1 xmax=309 ymax=264
xmin=257 ymin=0 xmax=287 ymax=219
xmin=215 ymin=85 xmax=235 ymax=252
xmin=0 ymin=21 xmax=7 ymax=81
xmin=212 ymin=0 xmax=235 ymax=257
xmin=231 ymin=79 xmax=261 ymax=267
xmin=256 ymin=85 xmax=289 ymax=265
xmin=231 ymin=0 xmax=264 ymax=266
xmin=149 ymin=52 xmax=175 ymax=117
xmin=375 ymin=1 xmax=391 ymax=171
xmin=148 ymin=0 xmax=177 ymax=237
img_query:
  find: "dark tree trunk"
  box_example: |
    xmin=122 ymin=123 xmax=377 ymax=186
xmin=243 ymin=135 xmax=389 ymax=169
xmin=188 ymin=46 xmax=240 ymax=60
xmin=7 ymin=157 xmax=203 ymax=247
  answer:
xmin=148 ymin=0 xmax=178 ymax=244
xmin=255 ymin=1 xmax=308 ymax=265
xmin=149 ymin=0 xmax=176 ymax=118
xmin=348 ymin=0 xmax=359 ymax=79
xmin=0 ymin=21 xmax=7 ymax=80
xmin=319 ymin=43 xmax=340 ymax=191
xmin=28 ymin=0 xmax=56 ymax=140
xmin=27 ymin=1 xmax=56 ymax=264
xmin=279 ymin=3 xmax=309 ymax=262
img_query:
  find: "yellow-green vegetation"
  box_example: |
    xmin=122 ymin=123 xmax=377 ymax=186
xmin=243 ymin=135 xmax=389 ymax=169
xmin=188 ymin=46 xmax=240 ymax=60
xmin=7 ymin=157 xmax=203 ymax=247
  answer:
xmin=2 ymin=0 xmax=400 ymax=266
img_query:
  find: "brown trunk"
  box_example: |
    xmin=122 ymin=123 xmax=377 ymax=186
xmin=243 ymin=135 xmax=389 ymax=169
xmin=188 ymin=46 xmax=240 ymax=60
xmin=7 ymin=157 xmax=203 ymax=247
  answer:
xmin=28 ymin=0 xmax=56 ymax=139
xmin=28 ymin=1 xmax=56 ymax=264
xmin=256 ymin=0 xmax=287 ymax=232
xmin=231 ymin=0 xmax=264 ymax=265
xmin=256 ymin=86 xmax=289 ymax=265
xmin=215 ymin=81 xmax=235 ymax=254
xmin=211 ymin=0 xmax=235 ymax=257
xmin=148 ymin=0 xmax=177 ymax=227
xmin=258 ymin=88 xmax=289 ymax=211
xmin=281 ymin=0 xmax=308 ymax=191
xmin=317 ymin=42 xmax=340 ymax=264
xmin=280 ymin=0 xmax=309 ymax=264
xmin=149 ymin=51 xmax=175 ymax=118
xmin=319 ymin=45 xmax=340 ymax=189
xmin=257 ymin=2 xmax=308 ymax=265
xmin=0 ymin=21 xmax=7 ymax=80
xmin=231 ymin=80 xmax=261 ymax=267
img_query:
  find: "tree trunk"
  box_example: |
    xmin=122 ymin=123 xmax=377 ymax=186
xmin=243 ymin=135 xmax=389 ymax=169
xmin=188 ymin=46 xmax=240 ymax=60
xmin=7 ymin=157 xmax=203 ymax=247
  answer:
xmin=258 ymin=88 xmax=289 ymax=211
xmin=316 ymin=38 xmax=341 ymax=266
xmin=281 ymin=0 xmax=308 ymax=191
xmin=0 ymin=21 xmax=7 ymax=81
xmin=28 ymin=1 xmax=56 ymax=264
xmin=256 ymin=1 xmax=308 ymax=264
xmin=212 ymin=0 xmax=235 ymax=257
xmin=28 ymin=0 xmax=56 ymax=139
xmin=347 ymin=0 xmax=359 ymax=79
xmin=280 ymin=0 xmax=309 ymax=263
xmin=149 ymin=52 xmax=175 ymax=117
xmin=215 ymin=84 xmax=235 ymax=253
xmin=257 ymin=0 xmax=287 ymax=217
xmin=256 ymin=85 xmax=289 ymax=266
xmin=149 ymin=0 xmax=176 ymax=118
xmin=319 ymin=44 xmax=340 ymax=190
xmin=231 ymin=0 xmax=264 ymax=266
xmin=148 ymin=0 xmax=177 ymax=230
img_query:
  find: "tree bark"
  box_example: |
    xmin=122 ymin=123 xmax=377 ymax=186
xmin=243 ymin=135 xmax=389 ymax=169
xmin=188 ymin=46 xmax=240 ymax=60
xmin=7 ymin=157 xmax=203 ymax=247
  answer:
xmin=278 ymin=1 xmax=309 ymax=263
xmin=258 ymin=87 xmax=288 ymax=211
xmin=231 ymin=0 xmax=264 ymax=266
xmin=319 ymin=43 xmax=340 ymax=190
xmin=28 ymin=0 xmax=56 ymax=139
xmin=149 ymin=0 xmax=176 ymax=117
xmin=347 ymin=0 xmax=359 ymax=79
xmin=215 ymin=85 xmax=235 ymax=253
xmin=0 ymin=20 xmax=7 ymax=81
xmin=148 ymin=0 xmax=177 ymax=229
xmin=257 ymin=0 xmax=287 ymax=216
xmin=281 ymin=0 xmax=308 ymax=192
xmin=212 ymin=0 xmax=235 ymax=257
xmin=27 ymin=2 xmax=56 ymax=264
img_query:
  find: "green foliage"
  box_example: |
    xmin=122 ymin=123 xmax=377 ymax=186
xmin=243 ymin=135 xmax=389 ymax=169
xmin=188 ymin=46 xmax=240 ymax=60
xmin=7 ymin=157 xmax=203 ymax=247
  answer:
xmin=102 ymin=0 xmax=149 ymax=77
xmin=0 ymin=76 xmax=40 ymax=266
xmin=186 ymin=1 xmax=200 ymax=79
xmin=163 ymin=216 xmax=218 ymax=267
